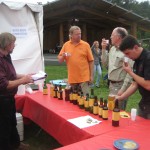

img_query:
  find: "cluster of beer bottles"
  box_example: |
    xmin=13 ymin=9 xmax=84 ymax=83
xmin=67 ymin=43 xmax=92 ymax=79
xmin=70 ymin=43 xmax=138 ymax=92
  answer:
xmin=47 ymin=82 xmax=120 ymax=127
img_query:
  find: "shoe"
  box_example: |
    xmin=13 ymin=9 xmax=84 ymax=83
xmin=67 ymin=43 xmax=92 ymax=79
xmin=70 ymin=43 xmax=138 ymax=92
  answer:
xmin=16 ymin=142 xmax=30 ymax=150
xmin=90 ymin=83 xmax=94 ymax=88
xmin=95 ymin=85 xmax=100 ymax=88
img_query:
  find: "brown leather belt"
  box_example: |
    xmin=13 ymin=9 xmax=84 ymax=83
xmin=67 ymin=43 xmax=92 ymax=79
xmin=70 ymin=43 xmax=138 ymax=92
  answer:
xmin=110 ymin=80 xmax=123 ymax=83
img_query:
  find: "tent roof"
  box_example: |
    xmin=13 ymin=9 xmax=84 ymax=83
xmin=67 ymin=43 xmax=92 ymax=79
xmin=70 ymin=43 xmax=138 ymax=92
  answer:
xmin=0 ymin=1 xmax=42 ymax=12
xmin=43 ymin=0 xmax=150 ymax=31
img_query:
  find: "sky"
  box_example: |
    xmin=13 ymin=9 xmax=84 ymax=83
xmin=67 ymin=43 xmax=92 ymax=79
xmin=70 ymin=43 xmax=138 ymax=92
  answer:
xmin=0 ymin=0 xmax=149 ymax=5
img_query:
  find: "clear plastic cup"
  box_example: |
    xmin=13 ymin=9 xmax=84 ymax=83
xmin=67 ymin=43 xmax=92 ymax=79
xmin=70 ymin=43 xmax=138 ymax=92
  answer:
xmin=131 ymin=108 xmax=137 ymax=121
xmin=124 ymin=57 xmax=129 ymax=63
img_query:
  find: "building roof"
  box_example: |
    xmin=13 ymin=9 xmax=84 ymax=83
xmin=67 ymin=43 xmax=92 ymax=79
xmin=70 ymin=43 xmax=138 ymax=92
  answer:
xmin=43 ymin=0 xmax=150 ymax=32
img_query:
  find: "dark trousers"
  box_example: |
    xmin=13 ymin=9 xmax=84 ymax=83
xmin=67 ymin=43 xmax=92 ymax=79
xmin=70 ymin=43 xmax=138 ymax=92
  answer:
xmin=138 ymin=105 xmax=150 ymax=119
xmin=0 ymin=96 xmax=20 ymax=150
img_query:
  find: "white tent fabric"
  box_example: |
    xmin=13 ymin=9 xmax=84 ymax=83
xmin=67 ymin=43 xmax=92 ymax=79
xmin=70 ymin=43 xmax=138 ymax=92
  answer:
xmin=0 ymin=1 xmax=44 ymax=75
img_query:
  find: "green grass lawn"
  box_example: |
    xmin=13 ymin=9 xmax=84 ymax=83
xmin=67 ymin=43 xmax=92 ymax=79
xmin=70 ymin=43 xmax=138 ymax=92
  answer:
xmin=24 ymin=64 xmax=141 ymax=149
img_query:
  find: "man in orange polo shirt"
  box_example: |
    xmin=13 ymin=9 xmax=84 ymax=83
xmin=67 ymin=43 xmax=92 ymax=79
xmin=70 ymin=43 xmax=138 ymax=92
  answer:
xmin=58 ymin=26 xmax=94 ymax=94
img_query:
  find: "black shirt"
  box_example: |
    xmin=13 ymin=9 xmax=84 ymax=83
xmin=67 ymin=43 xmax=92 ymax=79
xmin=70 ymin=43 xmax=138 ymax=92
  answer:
xmin=133 ymin=49 xmax=150 ymax=106
xmin=0 ymin=52 xmax=17 ymax=96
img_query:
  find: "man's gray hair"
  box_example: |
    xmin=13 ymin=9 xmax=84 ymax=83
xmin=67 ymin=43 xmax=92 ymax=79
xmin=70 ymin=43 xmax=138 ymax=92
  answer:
xmin=115 ymin=27 xmax=128 ymax=39
xmin=0 ymin=32 xmax=16 ymax=50
xmin=69 ymin=26 xmax=81 ymax=35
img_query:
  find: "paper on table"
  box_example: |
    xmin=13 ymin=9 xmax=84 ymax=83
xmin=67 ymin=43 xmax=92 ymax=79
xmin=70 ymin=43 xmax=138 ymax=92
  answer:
xmin=120 ymin=111 xmax=130 ymax=118
xmin=68 ymin=115 xmax=102 ymax=129
xmin=32 ymin=71 xmax=47 ymax=81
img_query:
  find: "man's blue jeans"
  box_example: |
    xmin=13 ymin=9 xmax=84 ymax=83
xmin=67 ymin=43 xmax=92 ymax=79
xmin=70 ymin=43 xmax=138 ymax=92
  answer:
xmin=94 ymin=64 xmax=102 ymax=86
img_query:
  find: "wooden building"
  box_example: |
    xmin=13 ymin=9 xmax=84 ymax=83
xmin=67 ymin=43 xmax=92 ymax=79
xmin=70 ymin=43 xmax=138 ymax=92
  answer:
xmin=43 ymin=0 xmax=150 ymax=52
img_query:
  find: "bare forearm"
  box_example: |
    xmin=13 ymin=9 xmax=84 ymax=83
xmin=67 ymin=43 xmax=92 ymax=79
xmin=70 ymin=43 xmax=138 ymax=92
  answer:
xmin=128 ymin=71 xmax=150 ymax=91
xmin=117 ymin=82 xmax=138 ymax=100
xmin=89 ymin=61 xmax=94 ymax=80
xmin=17 ymin=74 xmax=25 ymax=79
xmin=7 ymin=75 xmax=33 ymax=90
xmin=7 ymin=78 xmax=25 ymax=89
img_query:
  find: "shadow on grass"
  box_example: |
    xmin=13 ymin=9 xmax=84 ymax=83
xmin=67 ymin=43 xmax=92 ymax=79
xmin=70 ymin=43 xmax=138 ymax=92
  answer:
xmin=24 ymin=122 xmax=62 ymax=150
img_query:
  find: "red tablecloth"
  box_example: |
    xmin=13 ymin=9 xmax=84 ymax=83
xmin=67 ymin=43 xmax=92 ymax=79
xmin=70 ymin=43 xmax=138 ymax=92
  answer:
xmin=55 ymin=122 xmax=150 ymax=150
xmin=15 ymin=89 xmax=148 ymax=146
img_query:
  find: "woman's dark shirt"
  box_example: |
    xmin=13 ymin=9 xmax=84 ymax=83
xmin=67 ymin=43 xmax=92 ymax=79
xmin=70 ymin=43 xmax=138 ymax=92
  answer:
xmin=91 ymin=46 xmax=101 ymax=65
xmin=133 ymin=49 xmax=150 ymax=106
xmin=0 ymin=52 xmax=17 ymax=96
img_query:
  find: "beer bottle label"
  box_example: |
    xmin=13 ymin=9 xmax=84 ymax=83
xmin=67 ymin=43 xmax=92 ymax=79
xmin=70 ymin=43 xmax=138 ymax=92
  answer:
xmin=77 ymin=95 xmax=80 ymax=103
xmin=43 ymin=89 xmax=48 ymax=95
xmin=93 ymin=106 xmax=98 ymax=114
xmin=84 ymin=101 xmax=89 ymax=108
xmin=89 ymin=98 xmax=94 ymax=107
xmin=72 ymin=94 xmax=77 ymax=100
xmin=70 ymin=94 xmax=73 ymax=101
xmin=103 ymin=110 xmax=108 ymax=118
xmin=112 ymin=112 xmax=120 ymax=121
xmin=98 ymin=107 xmax=103 ymax=115
xmin=79 ymin=98 xmax=84 ymax=105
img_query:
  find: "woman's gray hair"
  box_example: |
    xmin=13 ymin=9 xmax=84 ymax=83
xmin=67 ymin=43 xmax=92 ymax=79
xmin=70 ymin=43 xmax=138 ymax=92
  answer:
xmin=0 ymin=32 xmax=16 ymax=50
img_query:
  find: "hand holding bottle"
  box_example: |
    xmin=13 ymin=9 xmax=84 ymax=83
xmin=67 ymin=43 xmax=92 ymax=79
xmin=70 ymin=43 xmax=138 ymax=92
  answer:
xmin=101 ymin=38 xmax=109 ymax=50
xmin=124 ymin=56 xmax=129 ymax=67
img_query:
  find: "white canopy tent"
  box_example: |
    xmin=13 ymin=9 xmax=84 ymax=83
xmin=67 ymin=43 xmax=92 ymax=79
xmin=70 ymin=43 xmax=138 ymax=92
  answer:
xmin=0 ymin=1 xmax=44 ymax=75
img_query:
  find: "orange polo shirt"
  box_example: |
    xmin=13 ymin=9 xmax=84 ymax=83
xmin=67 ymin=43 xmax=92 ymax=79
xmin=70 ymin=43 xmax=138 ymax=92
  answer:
xmin=58 ymin=40 xmax=94 ymax=84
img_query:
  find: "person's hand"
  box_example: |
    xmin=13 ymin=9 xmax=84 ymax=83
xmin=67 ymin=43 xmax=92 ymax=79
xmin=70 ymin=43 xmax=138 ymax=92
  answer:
xmin=117 ymin=89 xmax=123 ymax=96
xmin=101 ymin=38 xmax=107 ymax=50
xmin=93 ymin=41 xmax=97 ymax=45
xmin=89 ymin=75 xmax=94 ymax=84
xmin=21 ymin=74 xmax=33 ymax=84
xmin=123 ymin=62 xmax=132 ymax=74
xmin=62 ymin=52 xmax=66 ymax=57
xmin=115 ymin=95 xmax=122 ymax=101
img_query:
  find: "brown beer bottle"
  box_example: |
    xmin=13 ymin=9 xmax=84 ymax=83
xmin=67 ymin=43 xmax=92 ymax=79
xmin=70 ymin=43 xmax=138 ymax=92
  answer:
xmin=69 ymin=87 xmax=73 ymax=103
xmin=50 ymin=81 xmax=54 ymax=97
xmin=112 ymin=99 xmax=120 ymax=127
xmin=93 ymin=96 xmax=98 ymax=115
xmin=84 ymin=93 xmax=89 ymax=111
xmin=77 ymin=85 xmax=82 ymax=105
xmin=78 ymin=91 xmax=84 ymax=109
xmin=43 ymin=80 xmax=48 ymax=95
xmin=98 ymin=97 xmax=103 ymax=118
xmin=58 ymin=84 xmax=63 ymax=100
xmin=72 ymin=85 xmax=78 ymax=105
xmin=53 ymin=84 xmax=58 ymax=98
xmin=89 ymin=88 xmax=94 ymax=113
xmin=65 ymin=84 xmax=70 ymax=101
xmin=102 ymin=99 xmax=108 ymax=120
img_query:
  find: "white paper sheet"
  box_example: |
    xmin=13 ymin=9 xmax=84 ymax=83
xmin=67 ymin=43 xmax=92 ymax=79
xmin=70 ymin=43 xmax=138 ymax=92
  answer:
xmin=68 ymin=115 xmax=102 ymax=129
xmin=32 ymin=70 xmax=47 ymax=81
